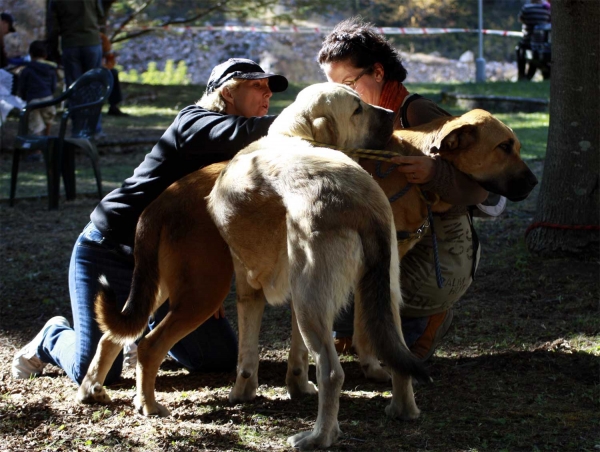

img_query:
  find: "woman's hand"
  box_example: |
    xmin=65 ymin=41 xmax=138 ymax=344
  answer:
xmin=391 ymin=155 xmax=436 ymax=184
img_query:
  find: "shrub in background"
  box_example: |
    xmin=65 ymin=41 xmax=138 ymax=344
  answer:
xmin=118 ymin=59 xmax=190 ymax=85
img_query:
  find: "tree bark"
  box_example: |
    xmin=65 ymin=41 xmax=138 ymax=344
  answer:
xmin=526 ymin=0 xmax=600 ymax=257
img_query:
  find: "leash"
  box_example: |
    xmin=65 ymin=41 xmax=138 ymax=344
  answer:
xmin=307 ymin=139 xmax=413 ymax=200
xmin=427 ymin=204 xmax=445 ymax=289
xmin=306 ymin=140 xmax=401 ymax=162
xmin=308 ymin=140 xmax=445 ymax=288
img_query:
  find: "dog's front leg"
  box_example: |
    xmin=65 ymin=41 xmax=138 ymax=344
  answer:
xmin=286 ymin=300 xmax=318 ymax=398
xmin=386 ymin=371 xmax=420 ymax=420
xmin=230 ymin=264 xmax=266 ymax=404
xmin=287 ymin=298 xmax=343 ymax=450
xmin=77 ymin=332 xmax=122 ymax=404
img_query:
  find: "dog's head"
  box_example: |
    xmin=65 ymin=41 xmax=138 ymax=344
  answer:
xmin=429 ymin=109 xmax=538 ymax=201
xmin=269 ymin=83 xmax=394 ymax=150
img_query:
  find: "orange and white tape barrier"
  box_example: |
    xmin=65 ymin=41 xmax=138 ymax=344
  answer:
xmin=129 ymin=25 xmax=523 ymax=37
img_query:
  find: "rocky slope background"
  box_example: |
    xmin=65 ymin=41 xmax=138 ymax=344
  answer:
xmin=112 ymin=30 xmax=518 ymax=84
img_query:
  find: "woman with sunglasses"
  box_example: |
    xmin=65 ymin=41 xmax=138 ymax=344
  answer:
xmin=318 ymin=17 xmax=501 ymax=362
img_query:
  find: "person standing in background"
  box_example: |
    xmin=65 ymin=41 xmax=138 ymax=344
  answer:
xmin=47 ymin=0 xmax=104 ymax=89
xmin=516 ymin=0 xmax=551 ymax=80
xmin=100 ymin=31 xmax=129 ymax=117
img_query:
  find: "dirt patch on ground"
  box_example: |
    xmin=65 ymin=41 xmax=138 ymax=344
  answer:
xmin=0 ymin=155 xmax=598 ymax=451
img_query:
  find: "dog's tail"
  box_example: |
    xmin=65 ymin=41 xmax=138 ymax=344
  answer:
xmin=95 ymin=221 xmax=162 ymax=346
xmin=356 ymin=217 xmax=431 ymax=384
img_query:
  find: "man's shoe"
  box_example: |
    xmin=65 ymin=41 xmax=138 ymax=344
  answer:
xmin=12 ymin=316 xmax=70 ymax=379
xmin=409 ymin=309 xmax=453 ymax=362
xmin=107 ymin=106 xmax=130 ymax=117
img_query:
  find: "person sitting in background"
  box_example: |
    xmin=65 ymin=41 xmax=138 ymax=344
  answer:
xmin=516 ymin=0 xmax=551 ymax=79
xmin=18 ymin=40 xmax=58 ymax=136
xmin=0 ymin=12 xmax=16 ymax=69
xmin=100 ymin=31 xmax=129 ymax=117
xmin=317 ymin=17 xmax=504 ymax=362
xmin=17 ymin=40 xmax=58 ymax=161
xmin=12 ymin=58 xmax=288 ymax=387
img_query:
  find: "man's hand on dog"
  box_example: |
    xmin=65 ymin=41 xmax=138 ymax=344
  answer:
xmin=391 ymin=155 xmax=435 ymax=184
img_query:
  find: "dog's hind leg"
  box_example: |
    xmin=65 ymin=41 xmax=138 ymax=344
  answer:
xmin=286 ymin=301 xmax=317 ymax=399
xmin=77 ymin=333 xmax=122 ymax=404
xmin=229 ymin=258 xmax=266 ymax=404
xmin=135 ymin=233 xmax=234 ymax=417
xmin=134 ymin=290 xmax=227 ymax=416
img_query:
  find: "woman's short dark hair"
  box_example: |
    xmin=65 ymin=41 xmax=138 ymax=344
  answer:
xmin=317 ymin=17 xmax=407 ymax=83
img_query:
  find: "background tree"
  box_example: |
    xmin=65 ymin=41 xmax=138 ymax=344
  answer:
xmin=525 ymin=0 xmax=600 ymax=257
xmin=101 ymin=0 xmax=349 ymax=43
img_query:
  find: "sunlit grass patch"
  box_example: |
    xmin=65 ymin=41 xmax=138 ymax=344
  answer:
xmin=495 ymin=112 xmax=549 ymax=159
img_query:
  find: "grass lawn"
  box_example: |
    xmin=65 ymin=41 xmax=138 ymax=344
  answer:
xmin=0 ymin=81 xmax=550 ymax=201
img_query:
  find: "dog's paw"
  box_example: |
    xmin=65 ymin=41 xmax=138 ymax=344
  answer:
xmin=286 ymin=375 xmax=318 ymax=399
xmin=287 ymin=425 xmax=341 ymax=450
xmin=229 ymin=372 xmax=258 ymax=404
xmin=77 ymin=382 xmax=112 ymax=404
xmin=228 ymin=386 xmax=256 ymax=404
xmin=385 ymin=400 xmax=420 ymax=420
xmin=134 ymin=395 xmax=171 ymax=417
xmin=361 ymin=363 xmax=391 ymax=383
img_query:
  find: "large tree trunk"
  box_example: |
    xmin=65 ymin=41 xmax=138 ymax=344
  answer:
xmin=526 ymin=0 xmax=600 ymax=257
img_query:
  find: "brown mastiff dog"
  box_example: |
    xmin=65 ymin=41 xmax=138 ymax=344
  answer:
xmin=78 ymin=84 xmax=537 ymax=450
xmin=329 ymin=108 xmax=539 ymax=381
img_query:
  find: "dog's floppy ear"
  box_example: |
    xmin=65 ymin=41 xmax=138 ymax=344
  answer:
xmin=430 ymin=123 xmax=477 ymax=155
xmin=269 ymin=108 xmax=315 ymax=140
xmin=312 ymin=116 xmax=338 ymax=145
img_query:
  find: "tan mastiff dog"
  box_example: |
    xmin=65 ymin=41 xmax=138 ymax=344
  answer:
xmin=207 ymin=83 xmax=430 ymax=449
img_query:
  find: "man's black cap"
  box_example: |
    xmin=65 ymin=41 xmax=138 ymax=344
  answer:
xmin=206 ymin=58 xmax=288 ymax=94
xmin=1 ymin=12 xmax=16 ymax=33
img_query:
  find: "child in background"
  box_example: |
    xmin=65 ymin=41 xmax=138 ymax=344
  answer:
xmin=18 ymin=40 xmax=57 ymax=144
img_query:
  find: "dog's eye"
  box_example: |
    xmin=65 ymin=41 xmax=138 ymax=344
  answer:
xmin=353 ymin=104 xmax=363 ymax=116
xmin=499 ymin=141 xmax=513 ymax=154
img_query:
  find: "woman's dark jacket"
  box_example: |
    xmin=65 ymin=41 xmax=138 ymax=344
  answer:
xmin=91 ymin=105 xmax=275 ymax=248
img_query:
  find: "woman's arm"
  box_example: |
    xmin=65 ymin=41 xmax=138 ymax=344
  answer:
xmin=176 ymin=105 xmax=276 ymax=161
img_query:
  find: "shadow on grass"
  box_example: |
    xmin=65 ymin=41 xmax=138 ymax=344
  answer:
xmin=86 ymin=349 xmax=598 ymax=451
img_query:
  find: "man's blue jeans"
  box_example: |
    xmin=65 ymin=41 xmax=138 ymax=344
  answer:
xmin=61 ymin=45 xmax=103 ymax=89
xmin=61 ymin=44 xmax=103 ymax=133
xmin=37 ymin=222 xmax=238 ymax=385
